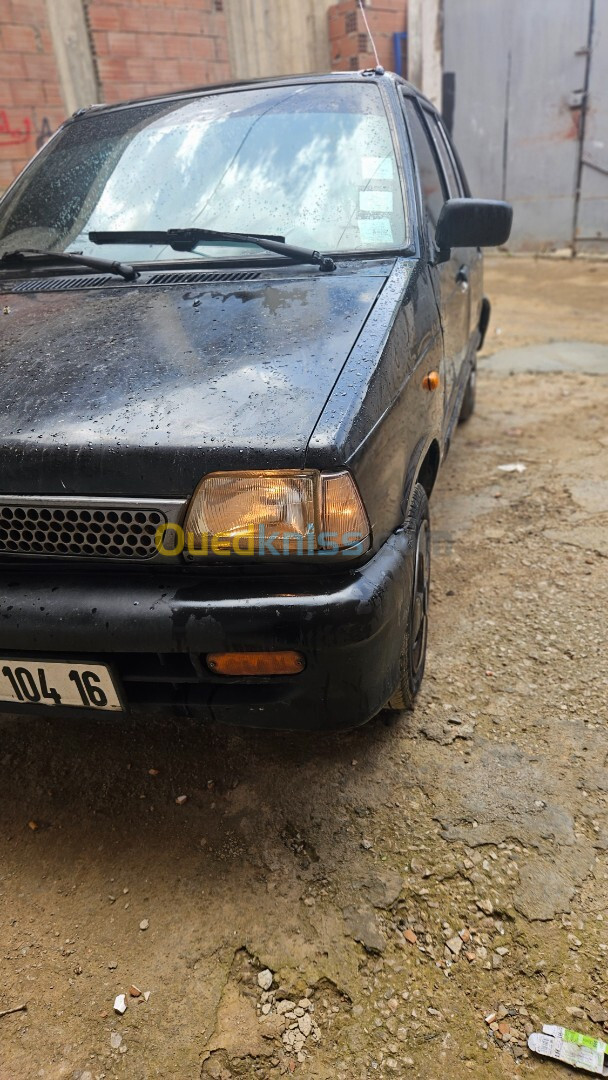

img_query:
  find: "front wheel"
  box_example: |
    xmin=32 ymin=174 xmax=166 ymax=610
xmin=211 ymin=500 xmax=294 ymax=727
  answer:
xmin=386 ymin=484 xmax=431 ymax=711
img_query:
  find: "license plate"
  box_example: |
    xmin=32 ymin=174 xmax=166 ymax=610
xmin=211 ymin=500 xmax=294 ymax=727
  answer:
xmin=0 ymin=659 xmax=123 ymax=712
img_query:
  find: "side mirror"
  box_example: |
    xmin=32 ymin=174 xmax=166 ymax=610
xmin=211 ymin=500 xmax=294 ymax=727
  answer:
xmin=435 ymin=198 xmax=513 ymax=260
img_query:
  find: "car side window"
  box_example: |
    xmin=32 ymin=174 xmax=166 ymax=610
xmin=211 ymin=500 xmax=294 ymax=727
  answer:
xmin=425 ymin=112 xmax=464 ymax=199
xmin=402 ymin=96 xmax=447 ymax=239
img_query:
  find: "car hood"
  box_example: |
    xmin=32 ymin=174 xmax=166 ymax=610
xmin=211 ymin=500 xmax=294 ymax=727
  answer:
xmin=0 ymin=263 xmax=392 ymax=496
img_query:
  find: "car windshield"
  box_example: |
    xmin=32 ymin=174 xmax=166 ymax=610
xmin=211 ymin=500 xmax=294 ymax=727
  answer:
xmin=0 ymin=81 xmax=410 ymax=265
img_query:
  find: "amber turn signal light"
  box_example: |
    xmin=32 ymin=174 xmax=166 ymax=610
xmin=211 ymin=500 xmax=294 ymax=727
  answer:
xmin=422 ymin=371 xmax=440 ymax=391
xmin=206 ymin=651 xmax=305 ymax=676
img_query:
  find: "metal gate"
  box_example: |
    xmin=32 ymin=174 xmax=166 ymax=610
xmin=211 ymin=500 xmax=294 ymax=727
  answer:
xmin=442 ymin=0 xmax=608 ymax=252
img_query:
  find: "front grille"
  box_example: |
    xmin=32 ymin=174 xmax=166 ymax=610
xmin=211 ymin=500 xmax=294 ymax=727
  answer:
xmin=0 ymin=502 xmax=168 ymax=560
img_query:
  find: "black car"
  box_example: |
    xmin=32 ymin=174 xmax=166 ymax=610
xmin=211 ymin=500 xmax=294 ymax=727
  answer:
xmin=0 ymin=70 xmax=511 ymax=729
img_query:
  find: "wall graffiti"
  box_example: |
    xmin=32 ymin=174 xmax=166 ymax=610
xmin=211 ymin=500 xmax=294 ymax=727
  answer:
xmin=35 ymin=117 xmax=53 ymax=150
xmin=0 ymin=110 xmax=32 ymax=147
xmin=0 ymin=111 xmax=54 ymax=151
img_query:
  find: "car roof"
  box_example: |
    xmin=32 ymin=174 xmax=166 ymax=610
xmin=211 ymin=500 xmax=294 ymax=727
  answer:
xmin=72 ymin=69 xmax=435 ymax=119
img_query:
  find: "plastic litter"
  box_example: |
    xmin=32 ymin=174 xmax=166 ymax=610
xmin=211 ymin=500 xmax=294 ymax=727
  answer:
xmin=497 ymin=463 xmax=527 ymax=473
xmin=528 ymin=1025 xmax=608 ymax=1075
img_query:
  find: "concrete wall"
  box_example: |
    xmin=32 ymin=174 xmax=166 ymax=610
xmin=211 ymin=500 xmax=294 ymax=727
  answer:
xmin=224 ymin=0 xmax=334 ymax=79
xmin=223 ymin=0 xmax=407 ymax=81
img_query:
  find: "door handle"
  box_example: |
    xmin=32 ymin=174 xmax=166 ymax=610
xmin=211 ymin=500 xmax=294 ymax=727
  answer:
xmin=456 ymin=266 xmax=469 ymax=293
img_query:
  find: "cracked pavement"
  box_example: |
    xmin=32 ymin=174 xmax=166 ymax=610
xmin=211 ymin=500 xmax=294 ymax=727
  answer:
xmin=0 ymin=256 xmax=607 ymax=1079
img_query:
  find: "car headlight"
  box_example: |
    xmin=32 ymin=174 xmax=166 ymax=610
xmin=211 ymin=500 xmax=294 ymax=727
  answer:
xmin=182 ymin=470 xmax=370 ymax=557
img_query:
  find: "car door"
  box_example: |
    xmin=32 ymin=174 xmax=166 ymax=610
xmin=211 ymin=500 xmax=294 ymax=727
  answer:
xmin=437 ymin=116 xmax=485 ymax=356
xmin=425 ymin=110 xmax=480 ymax=380
xmin=402 ymin=93 xmax=470 ymax=430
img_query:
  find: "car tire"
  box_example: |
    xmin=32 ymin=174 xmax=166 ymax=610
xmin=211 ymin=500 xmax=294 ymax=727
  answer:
xmin=386 ymin=483 xmax=430 ymax=712
xmin=458 ymin=361 xmax=476 ymax=422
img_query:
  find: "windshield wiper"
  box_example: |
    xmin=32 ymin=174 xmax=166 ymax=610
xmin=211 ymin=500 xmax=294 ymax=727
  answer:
xmin=0 ymin=249 xmax=137 ymax=281
xmin=89 ymin=228 xmax=337 ymax=272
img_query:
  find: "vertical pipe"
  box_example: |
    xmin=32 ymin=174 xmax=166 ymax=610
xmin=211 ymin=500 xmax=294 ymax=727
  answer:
xmin=572 ymin=0 xmax=596 ymax=249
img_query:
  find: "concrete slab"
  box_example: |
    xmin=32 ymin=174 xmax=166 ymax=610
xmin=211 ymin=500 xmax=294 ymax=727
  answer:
xmin=482 ymin=340 xmax=608 ymax=374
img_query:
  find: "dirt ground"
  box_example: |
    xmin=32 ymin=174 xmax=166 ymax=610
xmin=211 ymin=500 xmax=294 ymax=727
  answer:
xmin=0 ymin=255 xmax=607 ymax=1080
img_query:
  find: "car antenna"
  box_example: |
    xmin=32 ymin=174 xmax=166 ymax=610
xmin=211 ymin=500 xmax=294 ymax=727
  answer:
xmin=357 ymin=0 xmax=384 ymax=75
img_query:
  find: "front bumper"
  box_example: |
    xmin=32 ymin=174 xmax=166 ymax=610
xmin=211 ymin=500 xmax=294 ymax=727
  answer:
xmin=0 ymin=532 xmax=413 ymax=730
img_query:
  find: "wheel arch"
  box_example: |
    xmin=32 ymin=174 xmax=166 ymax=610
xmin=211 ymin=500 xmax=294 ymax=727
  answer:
xmin=400 ymin=437 xmax=441 ymax=523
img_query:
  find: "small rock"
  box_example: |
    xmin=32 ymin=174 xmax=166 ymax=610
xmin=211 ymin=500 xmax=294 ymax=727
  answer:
xmin=258 ymin=969 xmax=273 ymax=991
xmin=485 ymin=1013 xmax=497 ymax=1025
xmin=175 ymin=795 xmax=188 ymax=805
xmin=404 ymin=929 xmax=417 ymax=945
xmin=343 ymin=906 xmax=386 ymax=953
xmin=459 ymin=928 xmax=471 ymax=943
xmin=361 ymin=839 xmax=373 ymax=850
xmin=566 ymin=1006 xmax=586 ymax=1019
xmin=497 ymin=1021 xmax=510 ymax=1036
xmin=143 ymin=991 xmax=151 ymax=1002
xmin=113 ymin=994 xmax=127 ymax=1015
xmin=110 ymin=1032 xmax=123 ymax=1049
xmin=139 ymin=919 xmax=149 ymax=931
xmin=108 ymin=961 xmax=118 ymax=971
xmin=277 ymin=1000 xmax=296 ymax=1015
xmin=27 ymin=820 xmax=38 ymax=831
xmin=298 ymin=1014 xmax=312 ymax=1037
xmin=364 ymin=870 xmax=403 ymax=910
xmin=476 ymin=898 xmax=494 ymax=915
xmin=446 ymin=935 xmax=463 ymax=956
xmin=129 ymin=985 xmax=142 ymax=998
xmin=262 ymin=1003 xmax=272 ymax=1015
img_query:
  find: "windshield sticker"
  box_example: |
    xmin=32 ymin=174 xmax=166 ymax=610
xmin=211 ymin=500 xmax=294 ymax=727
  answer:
xmin=358 ymin=218 xmax=394 ymax=244
xmin=359 ymin=190 xmax=393 ymax=213
xmin=362 ymin=156 xmax=394 ymax=180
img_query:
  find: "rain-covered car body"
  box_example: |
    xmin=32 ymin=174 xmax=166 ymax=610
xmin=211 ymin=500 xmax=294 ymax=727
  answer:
xmin=0 ymin=70 xmax=504 ymax=728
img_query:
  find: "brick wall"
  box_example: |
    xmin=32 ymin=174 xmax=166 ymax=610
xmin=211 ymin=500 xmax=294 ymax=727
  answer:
xmin=87 ymin=0 xmax=230 ymax=105
xmin=329 ymin=0 xmax=407 ymax=74
xmin=0 ymin=0 xmax=66 ymax=191
xmin=0 ymin=0 xmax=231 ymax=191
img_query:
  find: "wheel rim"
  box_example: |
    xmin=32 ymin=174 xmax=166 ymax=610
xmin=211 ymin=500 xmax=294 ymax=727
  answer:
xmin=411 ymin=518 xmax=430 ymax=677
